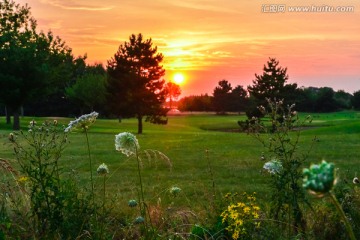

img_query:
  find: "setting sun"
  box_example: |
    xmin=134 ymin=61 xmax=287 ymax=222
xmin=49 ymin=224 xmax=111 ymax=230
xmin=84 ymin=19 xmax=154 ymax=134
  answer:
xmin=173 ymin=73 xmax=185 ymax=85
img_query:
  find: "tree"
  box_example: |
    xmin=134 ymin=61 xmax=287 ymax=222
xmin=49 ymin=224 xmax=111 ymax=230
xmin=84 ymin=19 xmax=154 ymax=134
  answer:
xmin=212 ymin=80 xmax=248 ymax=114
xmin=247 ymin=58 xmax=297 ymax=118
xmin=352 ymin=90 xmax=360 ymax=110
xmin=0 ymin=0 xmax=73 ymax=129
xmin=229 ymin=85 xmax=248 ymax=112
xmin=315 ymin=87 xmax=337 ymax=112
xmin=165 ymin=81 xmax=181 ymax=109
xmin=178 ymin=94 xmax=213 ymax=112
xmin=334 ymin=90 xmax=352 ymax=110
xmin=66 ymin=64 xmax=107 ymax=114
xmin=213 ymin=80 xmax=232 ymax=113
xmin=107 ymin=33 xmax=167 ymax=134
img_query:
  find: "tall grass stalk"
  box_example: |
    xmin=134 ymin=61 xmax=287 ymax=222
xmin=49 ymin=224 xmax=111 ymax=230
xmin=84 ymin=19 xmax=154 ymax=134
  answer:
xmin=84 ymin=128 xmax=94 ymax=204
xmin=329 ymin=191 xmax=356 ymax=240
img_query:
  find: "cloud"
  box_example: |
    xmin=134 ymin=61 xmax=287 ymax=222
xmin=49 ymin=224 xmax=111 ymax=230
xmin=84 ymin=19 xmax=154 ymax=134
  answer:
xmin=39 ymin=0 xmax=114 ymax=11
xmin=169 ymin=0 xmax=241 ymax=14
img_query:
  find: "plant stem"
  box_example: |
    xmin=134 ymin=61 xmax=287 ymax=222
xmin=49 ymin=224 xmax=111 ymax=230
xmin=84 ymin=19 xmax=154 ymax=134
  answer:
xmin=135 ymin=147 xmax=145 ymax=216
xmin=84 ymin=129 xmax=94 ymax=204
xmin=100 ymin=175 xmax=106 ymax=240
xmin=329 ymin=191 xmax=356 ymax=240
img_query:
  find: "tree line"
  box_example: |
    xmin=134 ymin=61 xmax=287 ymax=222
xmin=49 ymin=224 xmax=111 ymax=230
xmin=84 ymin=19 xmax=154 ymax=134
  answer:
xmin=178 ymin=58 xmax=360 ymax=118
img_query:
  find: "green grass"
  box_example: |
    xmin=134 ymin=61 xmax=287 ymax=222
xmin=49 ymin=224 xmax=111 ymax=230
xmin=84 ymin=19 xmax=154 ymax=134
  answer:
xmin=1 ymin=111 xmax=360 ymax=214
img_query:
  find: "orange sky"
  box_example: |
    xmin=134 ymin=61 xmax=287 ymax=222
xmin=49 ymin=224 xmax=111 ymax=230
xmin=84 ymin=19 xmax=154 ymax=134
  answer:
xmin=19 ymin=0 xmax=360 ymax=96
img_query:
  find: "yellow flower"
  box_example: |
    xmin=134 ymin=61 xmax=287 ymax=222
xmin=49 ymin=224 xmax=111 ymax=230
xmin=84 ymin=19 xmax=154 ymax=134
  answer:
xmin=235 ymin=219 xmax=244 ymax=226
xmin=232 ymin=230 xmax=239 ymax=240
xmin=243 ymin=206 xmax=250 ymax=214
xmin=253 ymin=206 xmax=260 ymax=211
xmin=17 ymin=176 xmax=29 ymax=183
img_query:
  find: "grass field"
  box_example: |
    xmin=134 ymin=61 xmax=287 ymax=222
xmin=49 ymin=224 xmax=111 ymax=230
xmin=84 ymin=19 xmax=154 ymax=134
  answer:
xmin=1 ymin=112 xmax=359 ymax=211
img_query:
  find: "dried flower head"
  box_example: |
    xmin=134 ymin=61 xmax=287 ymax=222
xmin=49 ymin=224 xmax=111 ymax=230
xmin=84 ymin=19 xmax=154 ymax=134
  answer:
xmin=303 ymin=160 xmax=335 ymax=195
xmin=263 ymin=159 xmax=283 ymax=174
xmin=97 ymin=163 xmax=109 ymax=175
xmin=64 ymin=111 xmax=99 ymax=132
xmin=353 ymin=177 xmax=359 ymax=184
xmin=170 ymin=186 xmax=182 ymax=196
xmin=128 ymin=199 xmax=138 ymax=207
xmin=115 ymin=132 xmax=139 ymax=157
xmin=134 ymin=216 xmax=145 ymax=224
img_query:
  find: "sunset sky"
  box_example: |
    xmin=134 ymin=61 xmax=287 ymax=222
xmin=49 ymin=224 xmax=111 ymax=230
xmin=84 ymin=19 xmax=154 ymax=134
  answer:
xmin=18 ymin=0 xmax=360 ymax=96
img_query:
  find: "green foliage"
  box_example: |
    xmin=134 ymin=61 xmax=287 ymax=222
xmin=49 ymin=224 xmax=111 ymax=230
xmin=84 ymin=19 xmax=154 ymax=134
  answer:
xmin=248 ymin=99 xmax=313 ymax=236
xmin=4 ymin=120 xmax=97 ymax=239
xmin=0 ymin=0 xmax=74 ymax=129
xmin=66 ymin=65 xmax=107 ymax=113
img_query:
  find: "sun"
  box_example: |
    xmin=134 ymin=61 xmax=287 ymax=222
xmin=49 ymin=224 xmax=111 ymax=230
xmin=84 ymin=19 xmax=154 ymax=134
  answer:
xmin=173 ymin=73 xmax=185 ymax=85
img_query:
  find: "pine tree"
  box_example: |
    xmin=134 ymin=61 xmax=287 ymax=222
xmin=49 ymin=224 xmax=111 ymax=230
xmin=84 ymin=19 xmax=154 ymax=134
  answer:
xmin=107 ymin=33 xmax=167 ymax=134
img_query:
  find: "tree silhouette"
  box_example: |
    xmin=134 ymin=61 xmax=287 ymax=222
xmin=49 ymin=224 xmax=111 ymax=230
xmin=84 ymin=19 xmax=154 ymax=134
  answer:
xmin=247 ymin=58 xmax=297 ymax=118
xmin=213 ymin=80 xmax=248 ymax=113
xmin=0 ymin=0 xmax=73 ymax=129
xmin=165 ymin=81 xmax=181 ymax=109
xmin=107 ymin=33 xmax=167 ymax=134
xmin=352 ymin=90 xmax=360 ymax=110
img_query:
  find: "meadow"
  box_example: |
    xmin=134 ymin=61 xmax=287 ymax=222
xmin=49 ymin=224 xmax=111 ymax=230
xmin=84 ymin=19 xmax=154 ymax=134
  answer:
xmin=1 ymin=111 xmax=360 ymax=239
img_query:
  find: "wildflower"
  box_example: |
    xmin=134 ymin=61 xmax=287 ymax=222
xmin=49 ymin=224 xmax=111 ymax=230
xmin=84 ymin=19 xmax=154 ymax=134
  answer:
xmin=115 ymin=132 xmax=139 ymax=157
xmin=29 ymin=120 xmax=36 ymax=127
xmin=97 ymin=163 xmax=109 ymax=175
xmin=134 ymin=216 xmax=145 ymax=224
xmin=353 ymin=177 xmax=359 ymax=184
xmin=303 ymin=160 xmax=335 ymax=195
xmin=8 ymin=133 xmax=15 ymax=142
xmin=53 ymin=120 xmax=58 ymax=126
xmin=17 ymin=176 xmax=29 ymax=183
xmin=258 ymin=105 xmax=266 ymax=114
xmin=64 ymin=111 xmax=99 ymax=132
xmin=170 ymin=186 xmax=181 ymax=196
xmin=221 ymin=192 xmax=261 ymax=239
xmin=128 ymin=199 xmax=138 ymax=207
xmin=263 ymin=159 xmax=283 ymax=174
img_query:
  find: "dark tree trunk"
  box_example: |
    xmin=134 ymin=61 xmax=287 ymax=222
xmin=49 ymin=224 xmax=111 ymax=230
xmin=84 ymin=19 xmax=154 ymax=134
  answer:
xmin=5 ymin=106 xmax=11 ymax=124
xmin=137 ymin=116 xmax=143 ymax=134
xmin=13 ymin=108 xmax=20 ymax=130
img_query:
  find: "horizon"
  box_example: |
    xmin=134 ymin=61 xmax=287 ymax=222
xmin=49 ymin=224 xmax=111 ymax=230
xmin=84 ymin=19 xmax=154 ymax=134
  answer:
xmin=18 ymin=0 xmax=360 ymax=96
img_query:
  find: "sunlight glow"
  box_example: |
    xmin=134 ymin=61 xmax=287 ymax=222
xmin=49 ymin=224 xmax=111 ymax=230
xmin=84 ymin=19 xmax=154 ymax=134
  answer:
xmin=173 ymin=73 xmax=185 ymax=85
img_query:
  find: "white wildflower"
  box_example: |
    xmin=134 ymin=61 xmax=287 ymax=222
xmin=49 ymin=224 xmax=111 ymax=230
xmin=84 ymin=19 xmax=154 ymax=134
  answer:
xmin=115 ymin=132 xmax=139 ymax=157
xmin=353 ymin=177 xmax=359 ymax=184
xmin=97 ymin=163 xmax=109 ymax=175
xmin=263 ymin=159 xmax=283 ymax=174
xmin=65 ymin=111 xmax=98 ymax=132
